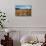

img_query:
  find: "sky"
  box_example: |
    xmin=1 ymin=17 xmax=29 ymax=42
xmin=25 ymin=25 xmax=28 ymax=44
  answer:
xmin=16 ymin=5 xmax=32 ymax=9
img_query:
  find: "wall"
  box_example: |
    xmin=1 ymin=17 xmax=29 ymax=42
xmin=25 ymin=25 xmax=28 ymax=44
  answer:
xmin=0 ymin=0 xmax=46 ymax=28
xmin=0 ymin=0 xmax=46 ymax=46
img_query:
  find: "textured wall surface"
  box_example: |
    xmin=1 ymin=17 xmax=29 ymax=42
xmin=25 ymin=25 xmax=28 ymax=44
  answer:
xmin=0 ymin=0 xmax=46 ymax=27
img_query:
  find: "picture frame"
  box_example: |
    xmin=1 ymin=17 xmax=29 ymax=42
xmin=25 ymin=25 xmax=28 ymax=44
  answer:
xmin=15 ymin=5 xmax=32 ymax=16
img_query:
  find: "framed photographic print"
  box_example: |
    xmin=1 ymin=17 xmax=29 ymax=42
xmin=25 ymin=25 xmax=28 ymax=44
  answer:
xmin=15 ymin=5 xmax=32 ymax=16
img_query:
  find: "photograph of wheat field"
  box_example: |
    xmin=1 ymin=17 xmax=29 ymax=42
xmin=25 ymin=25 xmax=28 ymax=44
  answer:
xmin=15 ymin=5 xmax=32 ymax=16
